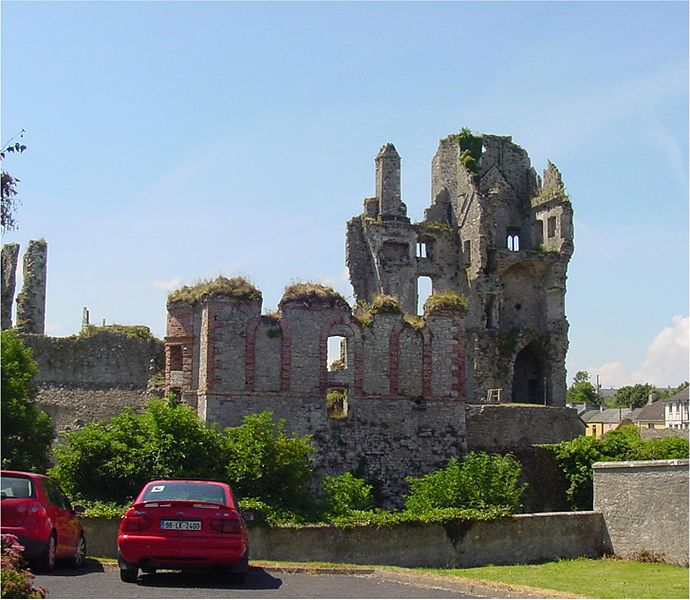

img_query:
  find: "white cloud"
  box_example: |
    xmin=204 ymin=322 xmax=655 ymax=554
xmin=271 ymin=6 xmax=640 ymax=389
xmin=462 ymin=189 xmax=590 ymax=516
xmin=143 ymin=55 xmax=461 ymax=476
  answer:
xmin=588 ymin=316 xmax=689 ymax=387
xmin=152 ymin=277 xmax=182 ymax=291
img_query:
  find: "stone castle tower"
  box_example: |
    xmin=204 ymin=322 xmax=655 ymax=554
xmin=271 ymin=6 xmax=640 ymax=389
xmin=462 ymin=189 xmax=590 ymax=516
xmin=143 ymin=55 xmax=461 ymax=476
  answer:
xmin=346 ymin=131 xmax=573 ymax=405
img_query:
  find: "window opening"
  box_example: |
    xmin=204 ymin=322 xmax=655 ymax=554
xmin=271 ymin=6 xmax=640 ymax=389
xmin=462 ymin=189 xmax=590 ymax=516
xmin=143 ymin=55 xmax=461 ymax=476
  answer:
xmin=169 ymin=345 xmax=183 ymax=371
xmin=416 ymin=241 xmax=427 ymax=258
xmin=417 ymin=276 xmax=432 ymax=316
xmin=326 ymin=388 xmax=348 ymax=420
xmin=327 ymin=336 xmax=347 ymax=371
xmin=463 ymin=240 xmax=471 ymax=266
xmin=547 ymin=216 xmax=557 ymax=238
xmin=507 ymin=228 xmax=520 ymax=251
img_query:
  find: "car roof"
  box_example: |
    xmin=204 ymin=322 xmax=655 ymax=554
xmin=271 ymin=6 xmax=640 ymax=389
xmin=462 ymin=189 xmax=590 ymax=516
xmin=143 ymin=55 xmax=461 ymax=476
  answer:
xmin=1 ymin=470 xmax=46 ymax=479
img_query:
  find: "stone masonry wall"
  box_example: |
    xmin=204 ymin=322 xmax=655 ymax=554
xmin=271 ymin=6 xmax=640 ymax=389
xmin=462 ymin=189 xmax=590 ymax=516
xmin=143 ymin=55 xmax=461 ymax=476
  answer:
xmin=593 ymin=459 xmax=689 ymax=566
xmin=15 ymin=239 xmax=47 ymax=334
xmin=20 ymin=332 xmax=164 ymax=388
xmin=1 ymin=243 xmax=19 ymax=329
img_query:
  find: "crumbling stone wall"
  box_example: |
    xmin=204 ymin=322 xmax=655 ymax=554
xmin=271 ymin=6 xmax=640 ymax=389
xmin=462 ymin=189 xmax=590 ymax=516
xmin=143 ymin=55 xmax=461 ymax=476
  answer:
xmin=15 ymin=239 xmax=48 ymax=334
xmin=347 ymin=132 xmax=573 ymax=406
xmin=1 ymin=243 xmax=19 ymax=329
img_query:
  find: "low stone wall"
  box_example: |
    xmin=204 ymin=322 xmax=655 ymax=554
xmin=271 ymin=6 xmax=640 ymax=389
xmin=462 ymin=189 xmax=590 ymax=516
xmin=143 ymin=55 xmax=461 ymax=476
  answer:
xmin=465 ymin=404 xmax=584 ymax=452
xmin=84 ymin=512 xmax=609 ymax=568
xmin=593 ymin=459 xmax=689 ymax=566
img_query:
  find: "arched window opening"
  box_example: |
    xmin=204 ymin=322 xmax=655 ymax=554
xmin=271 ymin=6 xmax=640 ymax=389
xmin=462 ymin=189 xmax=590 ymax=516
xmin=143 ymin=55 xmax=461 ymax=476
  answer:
xmin=417 ymin=276 xmax=432 ymax=316
xmin=327 ymin=336 xmax=347 ymax=371
xmin=512 ymin=343 xmax=548 ymax=405
xmin=416 ymin=241 xmax=428 ymax=258
xmin=507 ymin=228 xmax=521 ymax=252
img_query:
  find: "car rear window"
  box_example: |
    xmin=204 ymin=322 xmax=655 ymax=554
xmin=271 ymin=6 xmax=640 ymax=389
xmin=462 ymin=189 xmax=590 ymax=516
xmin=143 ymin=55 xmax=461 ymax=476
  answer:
xmin=141 ymin=482 xmax=227 ymax=504
xmin=1 ymin=476 xmax=34 ymax=498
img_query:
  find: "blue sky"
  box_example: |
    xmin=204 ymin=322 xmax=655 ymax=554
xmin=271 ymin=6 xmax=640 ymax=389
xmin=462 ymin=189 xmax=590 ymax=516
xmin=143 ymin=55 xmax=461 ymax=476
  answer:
xmin=2 ymin=1 xmax=688 ymax=388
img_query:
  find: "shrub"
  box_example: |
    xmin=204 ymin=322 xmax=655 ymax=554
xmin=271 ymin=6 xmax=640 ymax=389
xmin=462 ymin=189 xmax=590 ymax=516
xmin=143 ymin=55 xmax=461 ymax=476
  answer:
xmin=423 ymin=291 xmax=469 ymax=316
xmin=168 ymin=276 xmax=261 ymax=305
xmin=78 ymin=324 xmax=156 ymax=341
xmin=222 ymin=412 xmax=314 ymax=509
xmin=1 ymin=330 xmax=54 ymax=472
xmin=405 ymin=452 xmax=526 ymax=513
xmin=51 ymin=398 xmax=227 ymax=503
xmin=1 ymin=535 xmax=46 ymax=599
xmin=545 ymin=426 xmax=689 ymax=510
xmin=322 ymin=473 xmax=373 ymax=517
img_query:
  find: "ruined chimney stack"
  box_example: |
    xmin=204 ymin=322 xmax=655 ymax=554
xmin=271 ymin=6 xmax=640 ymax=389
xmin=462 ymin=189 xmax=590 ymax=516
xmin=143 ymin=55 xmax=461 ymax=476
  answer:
xmin=16 ymin=239 xmax=48 ymax=335
xmin=375 ymin=143 xmax=407 ymax=221
xmin=1 ymin=243 xmax=20 ymax=329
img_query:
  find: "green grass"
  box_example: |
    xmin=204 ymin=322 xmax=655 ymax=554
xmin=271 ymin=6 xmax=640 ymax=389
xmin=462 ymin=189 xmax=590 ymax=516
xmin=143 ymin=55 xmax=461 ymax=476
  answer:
xmin=418 ymin=557 xmax=689 ymax=599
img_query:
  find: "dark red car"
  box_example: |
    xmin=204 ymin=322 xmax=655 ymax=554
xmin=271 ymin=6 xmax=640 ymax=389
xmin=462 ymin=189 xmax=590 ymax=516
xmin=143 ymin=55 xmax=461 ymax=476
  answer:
xmin=0 ymin=470 xmax=86 ymax=571
xmin=117 ymin=479 xmax=250 ymax=584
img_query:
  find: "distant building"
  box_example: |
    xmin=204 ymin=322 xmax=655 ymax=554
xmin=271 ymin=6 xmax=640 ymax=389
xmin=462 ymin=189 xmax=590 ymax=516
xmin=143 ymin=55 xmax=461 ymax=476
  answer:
xmin=581 ymin=407 xmax=639 ymax=438
xmin=633 ymin=401 xmax=666 ymax=431
xmin=664 ymin=388 xmax=689 ymax=430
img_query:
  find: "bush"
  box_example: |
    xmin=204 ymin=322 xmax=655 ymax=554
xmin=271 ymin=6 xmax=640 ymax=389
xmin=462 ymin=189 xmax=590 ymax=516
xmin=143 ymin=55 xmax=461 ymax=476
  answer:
xmin=322 ymin=472 xmax=373 ymax=517
xmin=223 ymin=412 xmax=314 ymax=509
xmin=546 ymin=426 xmax=689 ymax=510
xmin=51 ymin=398 xmax=227 ymax=503
xmin=280 ymin=282 xmax=349 ymax=308
xmin=1 ymin=535 xmax=46 ymax=599
xmin=404 ymin=452 xmax=526 ymax=513
xmin=1 ymin=330 xmax=54 ymax=472
xmin=168 ymin=276 xmax=261 ymax=305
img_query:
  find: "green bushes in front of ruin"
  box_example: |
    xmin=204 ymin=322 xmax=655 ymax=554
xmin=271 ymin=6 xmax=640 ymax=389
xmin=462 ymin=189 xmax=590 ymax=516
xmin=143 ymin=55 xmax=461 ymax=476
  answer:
xmin=167 ymin=276 xmax=262 ymax=305
xmin=544 ymin=425 xmax=689 ymax=511
xmin=50 ymin=402 xmax=313 ymax=511
xmin=1 ymin=330 xmax=55 ymax=473
xmin=404 ymin=453 xmax=527 ymax=514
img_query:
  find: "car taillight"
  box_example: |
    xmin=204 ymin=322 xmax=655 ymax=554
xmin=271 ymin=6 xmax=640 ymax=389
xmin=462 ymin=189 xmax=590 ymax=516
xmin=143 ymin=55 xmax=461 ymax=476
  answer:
xmin=18 ymin=502 xmax=46 ymax=517
xmin=121 ymin=512 xmax=152 ymax=532
xmin=209 ymin=518 xmax=241 ymax=533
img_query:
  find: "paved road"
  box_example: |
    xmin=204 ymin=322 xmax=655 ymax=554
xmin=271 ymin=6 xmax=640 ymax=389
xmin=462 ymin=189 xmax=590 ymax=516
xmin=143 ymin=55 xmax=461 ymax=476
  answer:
xmin=34 ymin=562 xmax=485 ymax=599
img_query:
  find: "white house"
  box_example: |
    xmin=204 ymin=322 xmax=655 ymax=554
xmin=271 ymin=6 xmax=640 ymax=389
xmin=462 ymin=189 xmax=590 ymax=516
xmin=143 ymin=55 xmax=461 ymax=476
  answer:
xmin=664 ymin=388 xmax=689 ymax=430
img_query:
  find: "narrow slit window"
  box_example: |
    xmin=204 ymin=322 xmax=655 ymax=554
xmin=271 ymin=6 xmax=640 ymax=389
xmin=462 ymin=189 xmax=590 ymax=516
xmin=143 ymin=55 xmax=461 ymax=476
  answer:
xmin=547 ymin=216 xmax=557 ymax=238
xmin=507 ymin=228 xmax=521 ymax=251
xmin=416 ymin=242 xmax=427 ymax=258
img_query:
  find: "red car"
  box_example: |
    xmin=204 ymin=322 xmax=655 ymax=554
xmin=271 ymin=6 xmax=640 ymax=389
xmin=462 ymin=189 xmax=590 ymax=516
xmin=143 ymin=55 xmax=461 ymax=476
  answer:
xmin=0 ymin=470 xmax=86 ymax=572
xmin=117 ymin=479 xmax=251 ymax=584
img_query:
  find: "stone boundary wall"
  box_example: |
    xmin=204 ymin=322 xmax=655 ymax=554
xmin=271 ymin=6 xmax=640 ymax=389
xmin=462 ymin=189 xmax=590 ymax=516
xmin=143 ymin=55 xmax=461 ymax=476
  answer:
xmin=83 ymin=511 xmax=609 ymax=568
xmin=20 ymin=332 xmax=164 ymax=388
xmin=465 ymin=404 xmax=584 ymax=451
xmin=593 ymin=459 xmax=689 ymax=566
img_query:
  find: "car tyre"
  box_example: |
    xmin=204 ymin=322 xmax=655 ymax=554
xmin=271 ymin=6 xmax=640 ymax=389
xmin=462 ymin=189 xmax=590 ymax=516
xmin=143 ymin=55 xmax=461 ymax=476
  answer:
xmin=120 ymin=565 xmax=139 ymax=583
xmin=227 ymin=551 xmax=248 ymax=584
xmin=34 ymin=533 xmax=56 ymax=572
xmin=67 ymin=534 xmax=86 ymax=568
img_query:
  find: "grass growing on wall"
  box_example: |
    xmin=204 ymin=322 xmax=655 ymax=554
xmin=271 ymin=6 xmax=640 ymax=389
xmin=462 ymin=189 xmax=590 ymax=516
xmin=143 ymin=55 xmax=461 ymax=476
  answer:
xmin=280 ymin=282 xmax=348 ymax=307
xmin=79 ymin=324 xmax=156 ymax=341
xmin=418 ymin=557 xmax=689 ymax=599
xmin=423 ymin=291 xmax=469 ymax=316
xmin=168 ymin=276 xmax=262 ymax=305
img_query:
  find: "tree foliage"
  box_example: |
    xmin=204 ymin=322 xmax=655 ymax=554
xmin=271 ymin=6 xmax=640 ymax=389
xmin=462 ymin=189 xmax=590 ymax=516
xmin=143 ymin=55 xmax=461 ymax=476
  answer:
xmin=546 ymin=425 xmax=689 ymax=510
xmin=321 ymin=472 xmax=374 ymax=517
xmin=566 ymin=370 xmax=599 ymax=406
xmin=51 ymin=404 xmax=314 ymax=508
xmin=1 ymin=330 xmax=54 ymax=472
xmin=608 ymin=383 xmax=655 ymax=408
xmin=404 ymin=452 xmax=527 ymax=513
xmin=1 ymin=130 xmax=27 ymax=233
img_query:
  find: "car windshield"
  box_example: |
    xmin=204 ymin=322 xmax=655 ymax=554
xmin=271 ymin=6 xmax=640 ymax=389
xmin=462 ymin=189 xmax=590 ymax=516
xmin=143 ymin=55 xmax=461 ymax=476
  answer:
xmin=141 ymin=482 xmax=227 ymax=504
xmin=1 ymin=476 xmax=34 ymax=498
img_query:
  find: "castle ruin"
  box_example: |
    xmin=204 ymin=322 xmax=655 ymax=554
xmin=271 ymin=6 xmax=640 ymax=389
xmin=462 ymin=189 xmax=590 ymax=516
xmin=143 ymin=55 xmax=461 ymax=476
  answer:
xmin=163 ymin=130 xmax=579 ymax=501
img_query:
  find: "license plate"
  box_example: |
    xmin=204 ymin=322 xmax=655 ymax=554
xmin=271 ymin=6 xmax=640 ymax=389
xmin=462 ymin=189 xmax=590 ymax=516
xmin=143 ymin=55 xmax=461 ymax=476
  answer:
xmin=160 ymin=520 xmax=202 ymax=531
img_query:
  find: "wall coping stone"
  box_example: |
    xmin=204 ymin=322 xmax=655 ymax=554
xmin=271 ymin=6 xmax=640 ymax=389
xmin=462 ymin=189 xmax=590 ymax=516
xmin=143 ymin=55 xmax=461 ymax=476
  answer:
xmin=593 ymin=459 xmax=689 ymax=470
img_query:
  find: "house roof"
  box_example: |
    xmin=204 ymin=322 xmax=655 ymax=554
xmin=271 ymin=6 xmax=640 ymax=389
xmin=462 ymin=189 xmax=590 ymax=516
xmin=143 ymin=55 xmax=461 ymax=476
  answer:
xmin=635 ymin=401 xmax=666 ymax=423
xmin=663 ymin=387 xmax=689 ymax=403
xmin=581 ymin=408 xmax=635 ymax=424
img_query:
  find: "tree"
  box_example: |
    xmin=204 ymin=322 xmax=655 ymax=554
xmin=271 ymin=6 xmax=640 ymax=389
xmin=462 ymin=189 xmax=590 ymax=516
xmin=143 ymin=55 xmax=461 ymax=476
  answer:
xmin=1 ymin=130 xmax=27 ymax=233
xmin=609 ymin=383 xmax=655 ymax=409
xmin=1 ymin=330 xmax=54 ymax=472
xmin=566 ymin=371 xmax=599 ymax=406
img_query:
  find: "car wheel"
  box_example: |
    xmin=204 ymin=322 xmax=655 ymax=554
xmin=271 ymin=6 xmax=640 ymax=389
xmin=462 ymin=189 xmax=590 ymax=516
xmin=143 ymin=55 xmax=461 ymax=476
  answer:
xmin=68 ymin=534 xmax=86 ymax=568
xmin=227 ymin=551 xmax=248 ymax=584
xmin=35 ymin=533 xmax=57 ymax=572
xmin=120 ymin=565 xmax=139 ymax=583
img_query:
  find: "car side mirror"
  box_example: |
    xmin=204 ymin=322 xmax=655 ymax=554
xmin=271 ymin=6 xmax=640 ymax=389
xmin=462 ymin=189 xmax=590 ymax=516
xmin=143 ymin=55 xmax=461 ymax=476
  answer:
xmin=241 ymin=511 xmax=255 ymax=523
xmin=73 ymin=505 xmax=86 ymax=515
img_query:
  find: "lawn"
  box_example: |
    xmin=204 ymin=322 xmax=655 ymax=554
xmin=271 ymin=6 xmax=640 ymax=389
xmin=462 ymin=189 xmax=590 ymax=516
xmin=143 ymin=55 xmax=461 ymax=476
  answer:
xmin=420 ymin=557 xmax=689 ymax=599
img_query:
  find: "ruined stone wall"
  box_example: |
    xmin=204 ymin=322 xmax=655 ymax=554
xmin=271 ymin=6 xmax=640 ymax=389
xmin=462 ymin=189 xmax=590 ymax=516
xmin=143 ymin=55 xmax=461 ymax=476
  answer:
xmin=15 ymin=239 xmax=47 ymax=334
xmin=199 ymin=394 xmax=465 ymax=506
xmin=20 ymin=332 xmax=164 ymax=388
xmin=465 ymin=404 xmax=584 ymax=451
xmin=1 ymin=243 xmax=19 ymax=329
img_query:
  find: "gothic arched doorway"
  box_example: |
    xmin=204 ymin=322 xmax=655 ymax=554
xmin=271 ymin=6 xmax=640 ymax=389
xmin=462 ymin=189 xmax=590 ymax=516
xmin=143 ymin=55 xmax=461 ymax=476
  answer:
xmin=512 ymin=343 xmax=548 ymax=404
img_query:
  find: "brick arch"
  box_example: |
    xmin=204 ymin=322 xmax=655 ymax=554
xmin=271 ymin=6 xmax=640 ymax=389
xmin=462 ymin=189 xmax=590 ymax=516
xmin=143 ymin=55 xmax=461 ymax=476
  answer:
xmin=319 ymin=315 xmax=363 ymax=395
